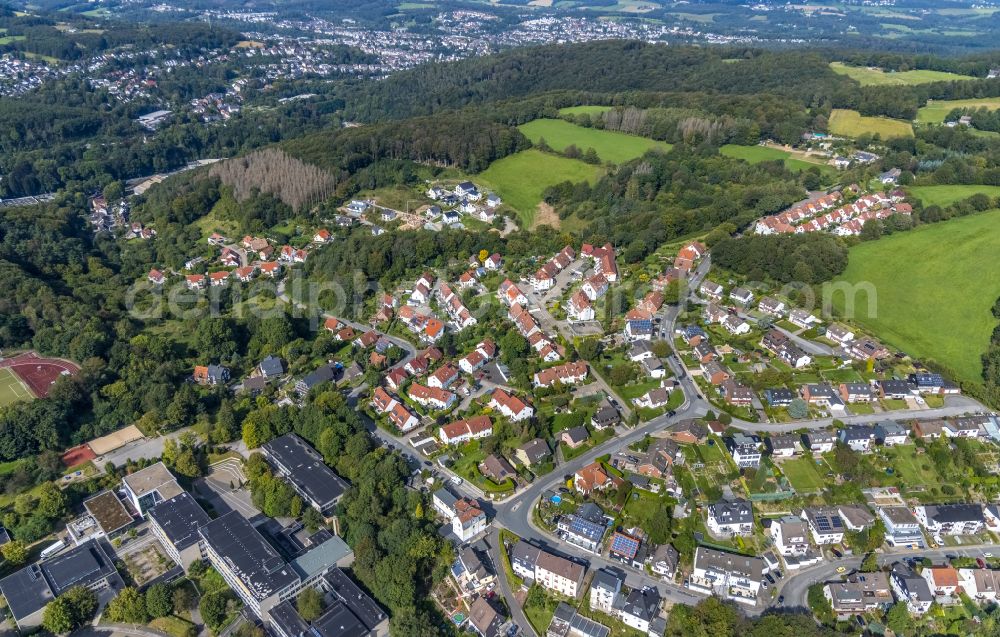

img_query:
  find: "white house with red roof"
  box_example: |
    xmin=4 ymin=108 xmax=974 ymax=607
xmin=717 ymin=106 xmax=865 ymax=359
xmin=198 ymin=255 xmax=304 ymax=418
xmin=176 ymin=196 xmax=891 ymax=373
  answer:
xmin=148 ymin=269 xmax=165 ymax=285
xmin=489 ymin=388 xmax=535 ymax=422
xmin=439 ymin=415 xmax=493 ymax=445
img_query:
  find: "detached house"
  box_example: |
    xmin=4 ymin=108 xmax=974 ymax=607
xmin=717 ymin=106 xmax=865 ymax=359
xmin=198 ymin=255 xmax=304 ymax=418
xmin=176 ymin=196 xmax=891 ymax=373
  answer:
xmin=515 ymin=439 xmax=551 ymax=467
xmin=875 ymin=421 xmax=909 ymax=446
xmin=729 ymin=287 xmax=754 ymax=306
xmin=408 ymin=382 xmax=456 ymax=410
xmin=510 ymin=541 xmax=584 ymax=598
xmin=801 ymin=507 xmax=845 ymax=545
xmin=489 ymin=388 xmax=535 ymax=422
xmin=890 ymin=563 xmax=934 ymax=615
xmin=574 ymin=461 xmax=625 ymax=495
xmin=838 ymin=426 xmax=875 ymax=453
xmin=699 ymin=281 xmax=723 ymax=300
xmin=707 ymin=500 xmax=754 ymax=537
xmin=724 ymin=434 xmax=762 ymax=468
xmin=757 ymin=297 xmax=786 ymax=317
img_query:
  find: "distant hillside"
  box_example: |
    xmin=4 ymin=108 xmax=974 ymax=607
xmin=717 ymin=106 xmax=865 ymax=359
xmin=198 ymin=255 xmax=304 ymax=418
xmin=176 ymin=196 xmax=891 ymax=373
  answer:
xmin=344 ymin=41 xmax=854 ymax=121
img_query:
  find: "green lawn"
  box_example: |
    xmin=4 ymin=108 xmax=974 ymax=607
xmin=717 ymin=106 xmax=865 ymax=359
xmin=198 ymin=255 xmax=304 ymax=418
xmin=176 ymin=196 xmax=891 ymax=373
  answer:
xmin=476 ymin=149 xmax=602 ymax=228
xmin=779 ymin=456 xmax=826 ymax=491
xmin=558 ymin=105 xmax=612 ymax=116
xmin=882 ymin=445 xmax=940 ymax=487
xmin=907 ymin=185 xmax=1000 ymax=207
xmin=829 ymin=109 xmax=913 ymax=138
xmin=0 ymin=367 xmax=32 ymax=407
xmin=831 ymin=209 xmax=1000 ymax=385
xmin=518 ymin=119 xmax=671 ymax=165
xmin=720 ymin=144 xmax=835 ymax=176
xmin=830 ymin=62 xmax=976 ymax=86
xmin=916 ymin=98 xmax=1000 ymax=123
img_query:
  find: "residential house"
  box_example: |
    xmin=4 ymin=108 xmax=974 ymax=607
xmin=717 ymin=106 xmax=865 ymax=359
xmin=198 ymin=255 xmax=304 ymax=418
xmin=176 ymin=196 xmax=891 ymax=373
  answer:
xmin=667 ymin=419 xmax=707 ymax=444
xmin=838 ymin=426 xmax=875 ymax=453
xmin=618 ymin=588 xmax=661 ymax=634
xmin=957 ymin=569 xmax=1000 ymax=602
xmin=878 ymin=506 xmax=925 ymax=548
xmin=624 ymin=318 xmax=654 ymax=342
xmin=839 ymin=382 xmax=874 ymax=403
xmin=878 ymin=379 xmax=913 ymax=399
xmin=802 ymin=384 xmax=844 ymax=410
xmin=558 ymin=514 xmax=605 ymax=555
xmin=608 ymin=531 xmax=643 ymax=567
xmin=561 ymin=426 xmax=590 ymax=449
xmin=574 ymin=461 xmax=625 ymax=495
xmin=729 ymin=287 xmax=754 ymax=306
xmin=547 ymin=603 xmax=610 ymax=637
xmin=701 ymin=361 xmax=730 ymax=386
xmin=628 ymin=340 xmax=654 ymax=362
xmin=805 ymin=430 xmax=836 ymax=454
xmin=788 ymin=309 xmax=819 ymax=329
xmin=258 ymin=355 xmax=284 ymax=379
xmin=800 ymin=507 xmax=845 ymax=545
xmin=193 ymin=364 xmax=230 ymax=386
xmin=534 ymin=361 xmax=588 ymax=388
xmin=945 ymin=418 xmax=981 ymax=439
xmin=721 ymin=315 xmax=750 ymax=335
xmin=766 ymin=434 xmax=800 ymax=458
xmin=725 ymin=434 xmax=762 ymax=469
xmin=849 ymin=337 xmax=890 ymax=361
xmin=757 ymin=297 xmax=786 ymax=317
xmin=689 ymin=547 xmax=765 ymax=605
xmin=479 ymin=454 xmax=516 ymax=484
xmin=428 ymin=364 xmax=459 ymax=389
xmin=913 ymin=419 xmax=946 ymax=439
xmin=432 ymin=488 xmax=487 ymax=542
xmin=510 ymin=541 xmax=585 ymax=598
xmin=890 ymin=563 xmax=934 ymax=615
xmin=515 ymin=439 xmax=551 ymax=467
xmin=826 ymin=323 xmax=855 ymax=344
xmin=707 ymin=500 xmax=754 ymax=537
xmin=721 ymin=380 xmax=753 ymax=407
xmin=567 ymin=291 xmax=595 ymax=322
xmin=700 ymin=281 xmax=723 ymax=300
xmin=408 ymin=382 xmax=456 ymax=410
xmin=921 ymin=565 xmax=960 ymax=603
xmin=591 ymin=403 xmax=620 ymax=430
xmin=874 ymin=421 xmax=909 ymax=446
xmin=488 ymin=388 xmax=535 ymax=422
xmin=769 ymin=516 xmax=810 ymax=557
xmin=589 ymin=568 xmax=623 ymax=613
xmin=468 ymin=597 xmax=503 ymax=637
xmin=148 ymin=269 xmax=165 ymax=285
xmin=914 ymin=504 xmax=985 ymax=536
xmin=838 ymin=505 xmax=875 ymax=532
xmin=650 ymin=544 xmax=679 ymax=580
xmin=439 ymin=416 xmax=493 ymax=446
xmin=824 ymin=572 xmax=893 ymax=617
xmin=763 ymin=387 xmax=796 ymax=407
xmin=635 ymin=386 xmax=671 ymax=410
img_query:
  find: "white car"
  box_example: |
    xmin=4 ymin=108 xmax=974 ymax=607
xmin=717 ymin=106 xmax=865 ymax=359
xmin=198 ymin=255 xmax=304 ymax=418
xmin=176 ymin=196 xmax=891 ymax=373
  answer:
xmin=451 ymin=476 xmax=464 ymax=486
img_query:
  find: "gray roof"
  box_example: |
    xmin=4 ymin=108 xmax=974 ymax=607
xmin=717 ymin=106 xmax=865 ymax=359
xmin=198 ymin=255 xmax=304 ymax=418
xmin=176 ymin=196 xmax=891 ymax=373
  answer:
xmin=591 ymin=567 xmax=623 ymax=593
xmin=198 ymin=511 xmax=299 ymax=601
xmin=267 ymin=601 xmax=311 ymax=637
xmin=323 ymin=567 xmax=387 ymax=631
xmin=147 ymin=492 xmax=210 ymax=551
xmin=694 ymin=547 xmax=764 ymax=581
xmin=891 ymin=563 xmax=934 ymax=602
xmin=259 ymin=355 xmax=285 ymax=377
xmin=709 ymin=500 xmax=753 ymax=526
xmin=880 ymin=506 xmax=918 ymax=526
xmin=563 ymin=425 xmax=589 ymax=444
xmin=923 ymin=503 xmax=984 ymax=524
xmin=518 ymin=438 xmax=551 ymax=464
xmin=290 ymin=535 xmax=352 ymax=580
xmin=621 ymin=587 xmax=660 ymax=622
xmin=875 ymin=420 xmax=907 ymax=437
xmin=311 ymin=601 xmax=367 ymax=637
xmin=0 ymin=539 xmax=120 ymax=623
xmin=262 ymin=434 xmax=349 ymax=515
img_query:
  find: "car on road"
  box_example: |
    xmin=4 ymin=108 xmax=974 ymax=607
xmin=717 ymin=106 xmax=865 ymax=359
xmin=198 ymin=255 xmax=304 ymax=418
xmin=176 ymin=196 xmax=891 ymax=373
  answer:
xmin=451 ymin=476 xmax=464 ymax=486
xmin=778 ymin=595 xmax=784 ymax=604
xmin=985 ymin=552 xmax=994 ymax=558
xmin=765 ymin=574 xmax=775 ymax=585
xmin=831 ymin=548 xmax=843 ymax=558
xmin=667 ymin=410 xmax=676 ymax=417
xmin=836 ymin=566 xmax=846 ymax=573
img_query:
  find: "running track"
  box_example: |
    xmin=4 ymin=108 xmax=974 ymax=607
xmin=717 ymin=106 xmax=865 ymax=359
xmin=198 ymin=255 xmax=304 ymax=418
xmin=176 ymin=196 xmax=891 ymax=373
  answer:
xmin=0 ymin=351 xmax=80 ymax=398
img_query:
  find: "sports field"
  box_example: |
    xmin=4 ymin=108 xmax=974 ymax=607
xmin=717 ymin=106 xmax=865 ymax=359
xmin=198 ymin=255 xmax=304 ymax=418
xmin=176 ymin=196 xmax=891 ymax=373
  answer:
xmin=720 ymin=144 xmax=836 ymax=177
xmin=557 ymin=105 xmax=612 ymax=116
xmin=831 ymin=208 xmax=1000 ymax=385
xmin=828 ymin=109 xmax=913 ymax=139
xmin=830 ymin=62 xmax=976 ymax=86
xmin=916 ymin=98 xmax=1000 ymax=124
xmin=907 ymin=184 xmax=1000 ymax=207
xmin=0 ymin=367 xmax=33 ymax=407
xmin=476 ymin=149 xmax=602 ymax=228
xmin=518 ymin=118 xmax=671 ymax=164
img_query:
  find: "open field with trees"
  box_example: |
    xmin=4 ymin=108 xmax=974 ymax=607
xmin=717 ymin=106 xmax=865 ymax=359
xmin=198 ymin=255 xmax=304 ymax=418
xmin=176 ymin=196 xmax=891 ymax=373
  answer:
xmin=829 ymin=62 xmax=977 ymax=86
xmin=720 ymin=144 xmax=836 ymax=176
xmin=916 ymin=98 xmax=1000 ymax=123
xmin=517 ymin=118 xmax=671 ymax=164
xmin=907 ymin=185 xmax=1000 ymax=207
xmin=828 ymin=109 xmax=913 ymax=138
xmin=832 ymin=209 xmax=1000 ymax=385
xmin=476 ymin=149 xmax=602 ymax=227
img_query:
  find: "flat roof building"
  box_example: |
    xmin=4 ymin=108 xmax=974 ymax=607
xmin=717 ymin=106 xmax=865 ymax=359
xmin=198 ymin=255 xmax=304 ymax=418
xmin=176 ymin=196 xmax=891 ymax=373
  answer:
xmin=266 ymin=568 xmax=388 ymax=637
xmin=147 ymin=492 xmax=211 ymax=570
xmin=122 ymin=462 xmax=184 ymax=516
xmin=261 ymin=434 xmax=349 ymax=516
xmin=0 ymin=539 xmax=123 ymax=630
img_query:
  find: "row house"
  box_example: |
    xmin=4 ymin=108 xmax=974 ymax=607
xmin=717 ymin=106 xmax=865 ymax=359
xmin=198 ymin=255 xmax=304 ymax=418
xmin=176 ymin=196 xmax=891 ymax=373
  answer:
xmin=488 ymin=388 xmax=534 ymax=422
xmin=533 ymin=361 xmax=588 ymax=388
xmin=673 ymin=241 xmax=706 ymax=272
xmin=510 ymin=541 xmax=585 ymax=598
xmin=439 ymin=415 xmax=493 ymax=446
xmin=582 ymin=242 xmax=618 ymax=282
xmin=567 ymin=290 xmax=595 ymax=322
xmin=408 ymin=382 xmax=456 ymax=410
xmin=499 ymin=278 xmax=529 ymax=307
xmin=458 ymin=339 xmax=496 ymax=374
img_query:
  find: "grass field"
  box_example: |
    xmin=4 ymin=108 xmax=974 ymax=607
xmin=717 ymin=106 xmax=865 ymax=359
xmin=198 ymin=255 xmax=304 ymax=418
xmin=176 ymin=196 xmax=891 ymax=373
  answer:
xmin=518 ymin=119 xmax=671 ymax=164
xmin=829 ymin=109 xmax=913 ymax=138
xmin=0 ymin=367 xmax=32 ymax=407
xmin=558 ymin=105 xmax=612 ymax=116
xmin=476 ymin=149 xmax=602 ymax=227
xmin=916 ymin=98 xmax=1000 ymax=123
xmin=720 ymin=144 xmax=836 ymax=177
xmin=831 ymin=209 xmax=1000 ymax=385
xmin=780 ymin=456 xmax=827 ymax=491
xmin=830 ymin=62 xmax=976 ymax=86
xmin=907 ymin=185 xmax=1000 ymax=207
